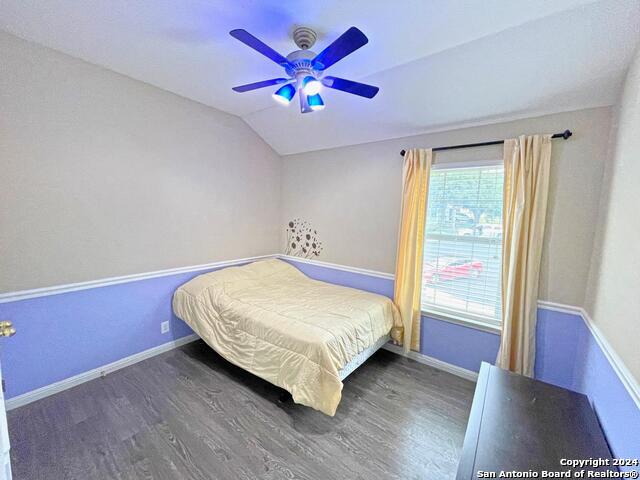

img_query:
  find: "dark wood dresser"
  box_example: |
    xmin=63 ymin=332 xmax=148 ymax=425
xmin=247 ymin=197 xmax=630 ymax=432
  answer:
xmin=456 ymin=362 xmax=616 ymax=479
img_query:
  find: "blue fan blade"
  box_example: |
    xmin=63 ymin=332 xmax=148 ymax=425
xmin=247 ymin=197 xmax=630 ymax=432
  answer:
xmin=232 ymin=78 xmax=289 ymax=93
xmin=322 ymin=76 xmax=379 ymax=98
xmin=230 ymin=29 xmax=290 ymax=67
xmin=312 ymin=27 xmax=368 ymax=71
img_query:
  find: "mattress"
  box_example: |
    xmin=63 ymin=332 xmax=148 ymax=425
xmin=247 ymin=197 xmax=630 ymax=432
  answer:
xmin=172 ymin=258 xmax=399 ymax=416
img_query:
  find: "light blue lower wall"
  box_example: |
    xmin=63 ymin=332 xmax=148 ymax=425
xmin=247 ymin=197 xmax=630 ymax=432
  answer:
xmin=420 ymin=316 xmax=500 ymax=371
xmin=0 ymin=272 xmax=197 ymax=399
xmin=288 ymin=259 xmax=501 ymax=369
xmin=535 ymin=309 xmax=640 ymax=464
xmin=0 ymin=257 xmax=637 ymax=462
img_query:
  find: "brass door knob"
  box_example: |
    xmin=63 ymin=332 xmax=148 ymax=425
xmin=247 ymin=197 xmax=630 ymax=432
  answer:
xmin=0 ymin=321 xmax=16 ymax=337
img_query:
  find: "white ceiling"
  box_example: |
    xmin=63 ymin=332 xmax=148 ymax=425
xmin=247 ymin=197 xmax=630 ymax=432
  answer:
xmin=2 ymin=0 xmax=639 ymax=154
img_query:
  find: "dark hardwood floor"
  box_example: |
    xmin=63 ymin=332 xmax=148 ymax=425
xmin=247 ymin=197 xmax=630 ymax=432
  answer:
xmin=8 ymin=341 xmax=475 ymax=480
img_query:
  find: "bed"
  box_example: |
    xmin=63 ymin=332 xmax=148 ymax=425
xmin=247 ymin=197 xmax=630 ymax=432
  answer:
xmin=172 ymin=258 xmax=400 ymax=416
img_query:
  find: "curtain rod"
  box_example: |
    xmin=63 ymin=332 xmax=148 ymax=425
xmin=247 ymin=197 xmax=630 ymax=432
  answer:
xmin=399 ymin=130 xmax=572 ymax=157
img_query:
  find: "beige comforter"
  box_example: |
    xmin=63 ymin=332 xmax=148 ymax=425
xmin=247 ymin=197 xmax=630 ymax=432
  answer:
xmin=172 ymin=259 xmax=399 ymax=416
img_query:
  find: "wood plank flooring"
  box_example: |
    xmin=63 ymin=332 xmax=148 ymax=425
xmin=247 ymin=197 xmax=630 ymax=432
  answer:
xmin=8 ymin=340 xmax=475 ymax=480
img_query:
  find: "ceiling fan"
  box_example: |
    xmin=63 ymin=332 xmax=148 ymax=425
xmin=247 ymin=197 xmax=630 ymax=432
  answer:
xmin=230 ymin=26 xmax=379 ymax=113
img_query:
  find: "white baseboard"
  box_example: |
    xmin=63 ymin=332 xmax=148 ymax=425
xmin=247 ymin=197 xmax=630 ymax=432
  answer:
xmin=382 ymin=343 xmax=478 ymax=382
xmin=5 ymin=334 xmax=199 ymax=411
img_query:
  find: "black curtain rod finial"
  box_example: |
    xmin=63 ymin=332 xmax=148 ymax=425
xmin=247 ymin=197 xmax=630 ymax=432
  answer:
xmin=399 ymin=129 xmax=572 ymax=157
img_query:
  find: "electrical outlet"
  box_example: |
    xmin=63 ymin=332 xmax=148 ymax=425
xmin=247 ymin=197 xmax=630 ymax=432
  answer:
xmin=161 ymin=321 xmax=170 ymax=334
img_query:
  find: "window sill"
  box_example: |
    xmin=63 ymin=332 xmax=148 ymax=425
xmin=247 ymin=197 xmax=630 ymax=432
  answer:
xmin=421 ymin=309 xmax=502 ymax=335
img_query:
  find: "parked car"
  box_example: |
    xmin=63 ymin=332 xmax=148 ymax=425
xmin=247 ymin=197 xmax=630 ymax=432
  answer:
xmin=423 ymin=257 xmax=483 ymax=283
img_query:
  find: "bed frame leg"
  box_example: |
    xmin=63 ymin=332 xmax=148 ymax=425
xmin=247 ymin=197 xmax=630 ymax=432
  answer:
xmin=278 ymin=391 xmax=292 ymax=403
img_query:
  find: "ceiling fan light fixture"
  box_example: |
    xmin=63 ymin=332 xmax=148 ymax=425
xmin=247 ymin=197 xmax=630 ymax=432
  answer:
xmin=230 ymin=27 xmax=379 ymax=113
xmin=307 ymin=93 xmax=325 ymax=111
xmin=301 ymin=75 xmax=322 ymax=96
xmin=272 ymin=83 xmax=296 ymax=105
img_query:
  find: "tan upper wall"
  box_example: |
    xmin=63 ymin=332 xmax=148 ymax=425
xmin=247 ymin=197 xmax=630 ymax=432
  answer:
xmin=281 ymin=107 xmax=612 ymax=308
xmin=0 ymin=32 xmax=282 ymax=292
xmin=586 ymin=48 xmax=640 ymax=382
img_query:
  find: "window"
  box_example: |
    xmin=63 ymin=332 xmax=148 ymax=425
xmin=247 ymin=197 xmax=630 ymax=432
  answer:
xmin=421 ymin=162 xmax=504 ymax=329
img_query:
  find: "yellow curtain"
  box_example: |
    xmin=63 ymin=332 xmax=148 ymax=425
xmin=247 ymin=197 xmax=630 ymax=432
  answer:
xmin=497 ymin=134 xmax=552 ymax=376
xmin=393 ymin=148 xmax=433 ymax=353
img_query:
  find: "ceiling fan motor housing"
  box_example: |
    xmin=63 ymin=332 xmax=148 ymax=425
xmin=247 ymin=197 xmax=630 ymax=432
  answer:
xmin=287 ymin=27 xmax=322 ymax=82
xmin=285 ymin=49 xmax=322 ymax=82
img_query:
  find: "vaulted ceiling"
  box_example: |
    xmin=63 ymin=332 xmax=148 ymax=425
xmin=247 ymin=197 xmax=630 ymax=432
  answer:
xmin=1 ymin=0 xmax=639 ymax=154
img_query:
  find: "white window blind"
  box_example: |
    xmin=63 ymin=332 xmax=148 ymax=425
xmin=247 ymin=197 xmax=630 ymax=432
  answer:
xmin=421 ymin=163 xmax=504 ymax=327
